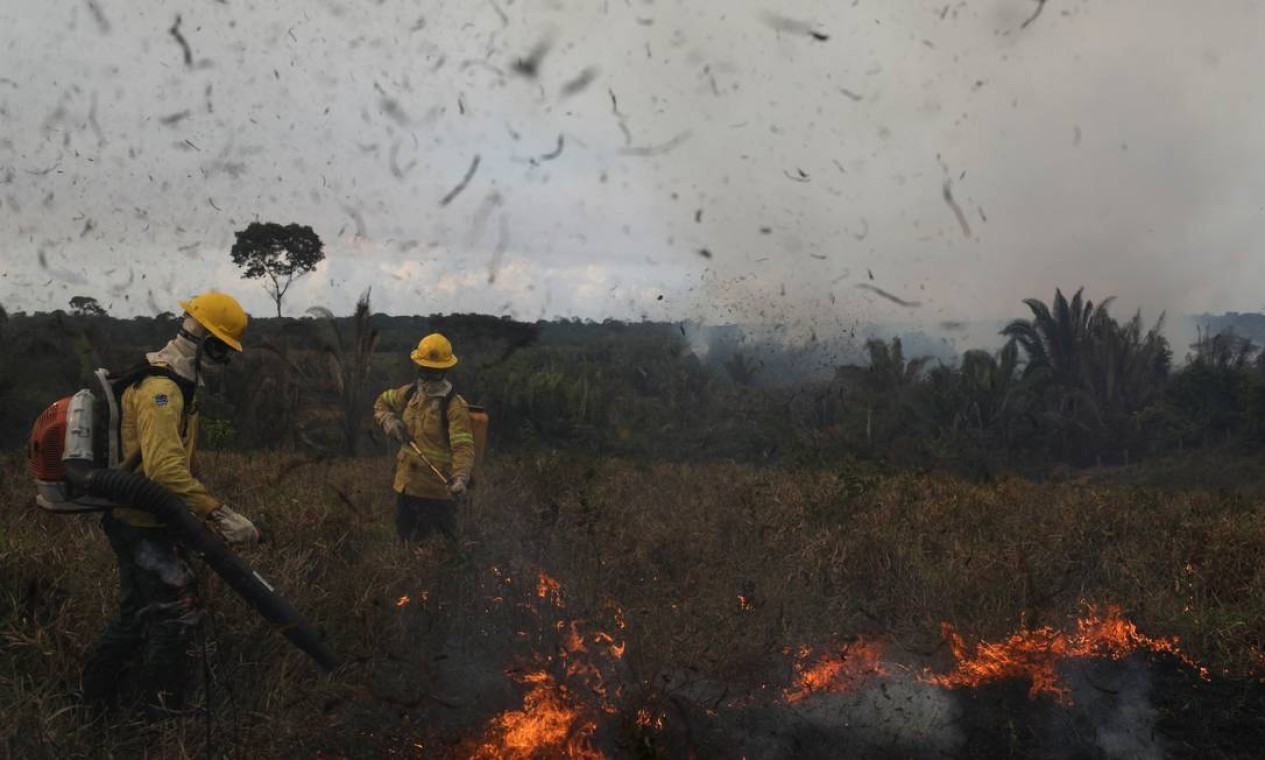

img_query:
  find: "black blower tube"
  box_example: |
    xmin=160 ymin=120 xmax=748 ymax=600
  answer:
xmin=64 ymin=459 xmax=341 ymax=672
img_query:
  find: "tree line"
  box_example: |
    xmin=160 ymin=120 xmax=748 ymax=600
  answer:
xmin=3 ymin=287 xmax=1265 ymax=475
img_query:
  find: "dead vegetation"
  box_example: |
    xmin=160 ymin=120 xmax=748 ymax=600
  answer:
xmin=2 ymin=451 xmax=1264 ymax=756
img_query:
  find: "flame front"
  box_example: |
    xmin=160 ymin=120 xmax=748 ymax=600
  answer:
xmin=780 ymin=606 xmax=1205 ymax=707
xmin=784 ymin=638 xmax=888 ymax=702
xmin=926 ymin=604 xmax=1207 ymax=702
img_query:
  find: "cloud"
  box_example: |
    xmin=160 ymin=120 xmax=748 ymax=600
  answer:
xmin=0 ymin=0 xmax=1260 ymax=350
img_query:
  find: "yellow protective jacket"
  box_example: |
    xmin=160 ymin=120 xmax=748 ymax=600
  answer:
xmin=373 ymin=383 xmax=475 ymax=500
xmin=112 ymin=372 xmax=221 ymax=528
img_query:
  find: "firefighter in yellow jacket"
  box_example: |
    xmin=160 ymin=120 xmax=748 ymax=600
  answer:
xmin=373 ymin=333 xmax=475 ymax=543
xmin=82 ymin=293 xmax=259 ymax=713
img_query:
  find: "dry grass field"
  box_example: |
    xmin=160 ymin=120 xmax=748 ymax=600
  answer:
xmin=3 ymin=450 xmax=1264 ymax=758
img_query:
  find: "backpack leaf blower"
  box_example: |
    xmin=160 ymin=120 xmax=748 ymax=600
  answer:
xmin=29 ymin=386 xmax=340 ymax=672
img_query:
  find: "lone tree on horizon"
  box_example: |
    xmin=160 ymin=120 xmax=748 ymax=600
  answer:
xmin=69 ymin=295 xmax=107 ymax=317
xmin=230 ymin=222 xmax=325 ymax=317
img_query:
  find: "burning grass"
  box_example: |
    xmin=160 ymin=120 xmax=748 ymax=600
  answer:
xmin=785 ymin=638 xmax=889 ymax=703
xmin=929 ymin=604 xmax=1210 ymax=703
xmin=2 ymin=450 xmax=1265 ymax=757
xmin=473 ymin=673 xmax=603 ymax=760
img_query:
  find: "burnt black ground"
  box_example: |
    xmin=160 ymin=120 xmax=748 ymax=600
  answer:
xmin=948 ymin=654 xmax=1265 ymax=760
xmin=297 ymin=562 xmax=1265 ymax=759
xmin=638 ymin=654 xmax=1265 ymax=760
xmin=1149 ymin=655 xmax=1265 ymax=759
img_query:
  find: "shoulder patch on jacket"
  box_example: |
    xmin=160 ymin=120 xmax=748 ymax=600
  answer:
xmin=134 ymin=374 xmax=187 ymax=411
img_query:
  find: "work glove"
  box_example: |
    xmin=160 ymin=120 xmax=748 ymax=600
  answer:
xmin=448 ymin=475 xmax=469 ymax=499
xmin=382 ymin=415 xmax=409 ymax=444
xmin=207 ymin=504 xmax=261 ymax=547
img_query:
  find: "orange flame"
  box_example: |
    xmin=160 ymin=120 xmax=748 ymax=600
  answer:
xmin=474 ymin=673 xmax=606 ymax=759
xmin=562 ymin=621 xmax=588 ymax=654
xmin=926 ymin=604 xmax=1207 ymax=703
xmin=635 ymin=708 xmax=665 ymax=731
xmin=396 ymin=595 xmax=410 ymax=607
xmin=537 ymin=571 xmax=564 ymax=608
xmin=477 ymin=569 xmax=628 ymax=758
xmin=738 ymin=594 xmax=754 ymax=611
xmin=784 ymin=638 xmax=888 ymax=702
xmin=592 ymin=632 xmax=626 ymax=660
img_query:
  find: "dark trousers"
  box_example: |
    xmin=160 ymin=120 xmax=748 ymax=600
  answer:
xmin=395 ymin=493 xmax=458 ymax=543
xmin=82 ymin=514 xmax=203 ymax=711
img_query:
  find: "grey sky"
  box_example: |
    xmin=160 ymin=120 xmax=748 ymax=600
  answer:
xmin=1 ymin=0 xmax=1262 ymax=350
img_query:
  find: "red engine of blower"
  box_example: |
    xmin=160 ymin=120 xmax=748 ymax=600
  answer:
xmin=28 ymin=391 xmax=117 ymax=513
xmin=28 ymin=396 xmax=73 ymax=481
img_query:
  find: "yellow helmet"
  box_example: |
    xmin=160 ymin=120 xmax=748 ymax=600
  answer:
xmin=179 ymin=292 xmax=248 ymax=352
xmin=410 ymin=333 xmax=458 ymax=369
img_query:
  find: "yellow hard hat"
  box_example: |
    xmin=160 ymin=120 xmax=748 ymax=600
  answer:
xmin=410 ymin=333 xmax=458 ymax=369
xmin=179 ymin=292 xmax=248 ymax=352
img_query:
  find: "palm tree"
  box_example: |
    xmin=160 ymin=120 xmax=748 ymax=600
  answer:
xmin=958 ymin=341 xmax=1023 ymax=437
xmin=856 ymin=337 xmax=931 ymax=449
xmin=1003 ymin=288 xmax=1169 ymax=463
xmin=863 ymin=337 xmax=929 ymax=392
xmin=1154 ymin=328 xmax=1257 ymax=450
xmin=1077 ymin=309 xmax=1170 ymax=460
xmin=1002 ymin=287 xmax=1114 ymax=388
xmin=915 ymin=341 xmax=1025 ymax=455
xmin=1190 ymin=327 xmax=1256 ymax=371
